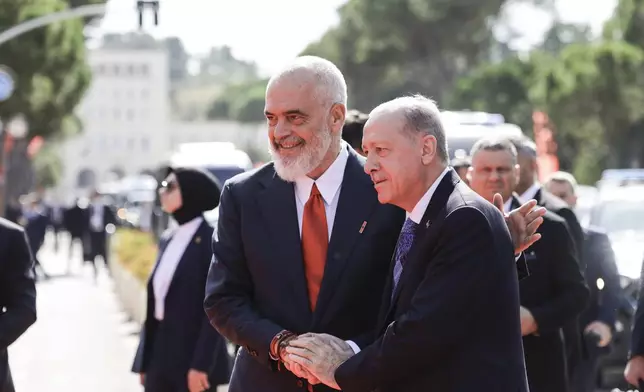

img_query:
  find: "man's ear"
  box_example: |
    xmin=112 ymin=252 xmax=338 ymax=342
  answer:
xmin=420 ymin=134 xmax=437 ymax=165
xmin=330 ymin=103 xmax=346 ymax=133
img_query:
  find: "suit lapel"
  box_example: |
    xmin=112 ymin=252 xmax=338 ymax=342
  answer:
xmin=381 ymin=169 xmax=460 ymax=327
xmin=312 ymin=149 xmax=380 ymax=323
xmin=165 ymin=220 xmax=208 ymax=299
xmin=256 ymin=169 xmax=313 ymax=321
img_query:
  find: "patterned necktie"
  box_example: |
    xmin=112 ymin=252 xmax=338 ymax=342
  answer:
xmin=391 ymin=218 xmax=418 ymax=298
xmin=301 ymin=184 xmax=328 ymax=311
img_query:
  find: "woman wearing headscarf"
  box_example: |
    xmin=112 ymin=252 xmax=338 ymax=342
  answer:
xmin=132 ymin=167 xmax=230 ymax=392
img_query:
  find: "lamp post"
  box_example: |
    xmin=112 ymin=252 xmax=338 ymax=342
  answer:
xmin=0 ymin=114 xmax=29 ymax=217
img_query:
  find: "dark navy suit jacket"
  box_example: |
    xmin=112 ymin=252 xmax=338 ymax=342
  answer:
xmin=132 ymin=218 xmax=230 ymax=388
xmin=0 ymin=218 xmax=36 ymax=392
xmin=204 ymin=146 xmax=406 ymax=392
xmin=580 ymin=227 xmax=621 ymax=331
xmin=335 ymin=170 xmax=529 ymax=392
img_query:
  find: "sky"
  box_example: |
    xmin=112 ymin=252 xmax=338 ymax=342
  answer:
xmin=95 ymin=0 xmax=618 ymax=76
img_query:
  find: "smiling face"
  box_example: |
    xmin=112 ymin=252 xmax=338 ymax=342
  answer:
xmin=362 ymin=110 xmax=438 ymax=211
xmin=264 ymin=73 xmax=344 ymax=182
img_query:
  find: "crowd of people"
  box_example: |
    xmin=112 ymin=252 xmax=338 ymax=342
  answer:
xmin=0 ymin=54 xmax=641 ymax=392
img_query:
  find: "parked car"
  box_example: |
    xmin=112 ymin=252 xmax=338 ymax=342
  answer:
xmin=591 ymin=173 xmax=644 ymax=389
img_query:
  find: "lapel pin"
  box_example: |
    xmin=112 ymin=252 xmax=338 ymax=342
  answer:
xmin=359 ymin=221 xmax=367 ymax=234
xmin=425 ymin=220 xmax=431 ymax=229
xmin=195 ymin=236 xmax=201 ymax=244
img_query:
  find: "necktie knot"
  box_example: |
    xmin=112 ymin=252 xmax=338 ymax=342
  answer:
xmin=309 ymin=183 xmax=321 ymax=199
xmin=401 ymin=218 xmax=418 ymax=235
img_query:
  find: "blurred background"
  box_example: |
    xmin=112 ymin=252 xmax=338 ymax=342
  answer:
xmin=2 ymin=0 xmax=644 ymax=391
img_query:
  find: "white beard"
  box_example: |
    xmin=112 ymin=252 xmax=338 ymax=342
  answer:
xmin=269 ymin=127 xmax=335 ymax=182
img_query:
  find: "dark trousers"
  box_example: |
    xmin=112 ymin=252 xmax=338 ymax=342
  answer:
xmin=570 ymin=356 xmax=598 ymax=392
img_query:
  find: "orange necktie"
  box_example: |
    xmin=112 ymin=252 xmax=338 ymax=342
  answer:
xmin=301 ymin=183 xmax=328 ymax=311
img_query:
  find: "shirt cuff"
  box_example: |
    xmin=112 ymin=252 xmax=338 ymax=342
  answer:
xmin=346 ymin=340 xmax=361 ymax=354
xmin=515 ymin=252 xmax=522 ymax=261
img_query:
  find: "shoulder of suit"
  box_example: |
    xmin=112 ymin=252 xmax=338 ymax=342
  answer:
xmin=0 ymin=217 xmax=24 ymax=233
xmin=585 ymin=225 xmax=608 ymax=238
xmin=223 ymin=162 xmax=274 ymax=189
xmin=542 ymin=209 xmax=567 ymax=226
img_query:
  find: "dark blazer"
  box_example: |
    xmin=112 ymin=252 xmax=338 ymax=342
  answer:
xmin=580 ymin=227 xmax=621 ymax=330
xmin=204 ymin=146 xmax=406 ymax=392
xmin=629 ymin=256 xmax=644 ymax=358
xmin=511 ymin=196 xmax=589 ymax=392
xmin=533 ymin=188 xmax=584 ymax=268
xmin=132 ymin=218 xmax=230 ymax=389
xmin=64 ymin=205 xmax=87 ymax=238
xmin=0 ymin=218 xmax=37 ymax=392
xmin=23 ymin=210 xmax=49 ymax=254
xmin=533 ymin=187 xmax=587 ymax=381
xmin=335 ymin=170 xmax=529 ymax=392
xmin=86 ymin=204 xmax=116 ymax=233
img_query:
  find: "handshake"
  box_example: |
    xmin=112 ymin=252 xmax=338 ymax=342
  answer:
xmin=272 ymin=332 xmax=356 ymax=390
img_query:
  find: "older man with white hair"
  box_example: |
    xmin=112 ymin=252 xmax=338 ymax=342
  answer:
xmin=204 ymin=58 xmax=542 ymax=392
xmin=285 ymin=95 xmax=541 ymax=392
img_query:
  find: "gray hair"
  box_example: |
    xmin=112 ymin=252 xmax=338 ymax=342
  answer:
xmin=268 ymin=56 xmax=348 ymax=108
xmin=508 ymin=135 xmax=537 ymax=159
xmin=545 ymin=171 xmax=578 ymax=195
xmin=470 ymin=136 xmax=518 ymax=165
xmin=371 ymin=94 xmax=449 ymax=163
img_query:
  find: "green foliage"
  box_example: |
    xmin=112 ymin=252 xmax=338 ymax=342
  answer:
xmin=33 ymin=143 xmax=63 ymax=188
xmin=112 ymin=228 xmax=157 ymax=286
xmin=0 ymin=0 xmax=91 ymax=140
xmin=207 ymin=79 xmax=268 ymax=123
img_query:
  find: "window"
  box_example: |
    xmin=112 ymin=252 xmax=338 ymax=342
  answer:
xmin=127 ymin=64 xmax=135 ymax=76
xmin=141 ymin=137 xmax=150 ymax=151
xmin=140 ymin=64 xmax=149 ymax=77
xmin=126 ymin=109 xmax=135 ymax=121
xmin=141 ymin=89 xmax=149 ymax=99
xmin=113 ymin=64 xmax=121 ymax=76
xmin=127 ymin=137 xmax=135 ymax=150
xmin=113 ymin=108 xmax=121 ymax=120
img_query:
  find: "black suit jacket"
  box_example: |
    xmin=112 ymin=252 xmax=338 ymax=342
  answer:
xmin=534 ymin=188 xmax=584 ymax=269
xmin=64 ymin=205 xmax=87 ymax=237
xmin=511 ymin=196 xmax=589 ymax=392
xmin=335 ymin=170 xmax=529 ymax=392
xmin=533 ymin=187 xmax=586 ymax=381
xmin=629 ymin=256 xmax=644 ymax=358
xmin=580 ymin=227 xmax=621 ymax=329
xmin=132 ymin=219 xmax=230 ymax=387
xmin=86 ymin=204 xmax=116 ymax=233
xmin=0 ymin=218 xmax=37 ymax=392
xmin=204 ymin=146 xmax=406 ymax=392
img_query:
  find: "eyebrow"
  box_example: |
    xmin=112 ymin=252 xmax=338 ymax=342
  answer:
xmin=264 ymin=109 xmax=309 ymax=117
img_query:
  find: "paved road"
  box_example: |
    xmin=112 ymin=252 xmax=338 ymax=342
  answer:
xmin=8 ymin=233 xmax=228 ymax=391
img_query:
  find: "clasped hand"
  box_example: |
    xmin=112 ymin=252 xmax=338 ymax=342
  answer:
xmin=281 ymin=333 xmax=355 ymax=390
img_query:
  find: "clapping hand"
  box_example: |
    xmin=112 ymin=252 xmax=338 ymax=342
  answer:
xmin=493 ymin=194 xmax=545 ymax=254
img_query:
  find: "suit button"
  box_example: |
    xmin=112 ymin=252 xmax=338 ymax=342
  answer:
xmin=297 ymin=380 xmax=303 ymax=388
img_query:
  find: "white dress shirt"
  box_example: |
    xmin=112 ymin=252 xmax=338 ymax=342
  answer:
xmin=292 ymin=144 xmax=361 ymax=352
xmin=293 ymin=143 xmax=349 ymax=239
xmin=89 ymin=203 xmax=104 ymax=232
xmin=518 ymin=182 xmax=541 ymax=204
xmin=152 ymin=216 xmax=203 ymax=321
xmin=407 ymin=168 xmax=451 ymax=223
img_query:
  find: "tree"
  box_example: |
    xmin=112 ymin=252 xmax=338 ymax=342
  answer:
xmin=0 ymin=0 xmax=92 ymax=199
xmin=301 ymin=0 xmax=512 ymax=110
xmin=206 ymin=79 xmax=268 ymax=123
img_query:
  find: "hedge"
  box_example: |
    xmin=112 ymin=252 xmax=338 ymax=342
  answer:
xmin=112 ymin=228 xmax=158 ymax=286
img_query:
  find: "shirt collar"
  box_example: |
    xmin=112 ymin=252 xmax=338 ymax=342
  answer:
xmin=407 ymin=167 xmax=451 ymax=224
xmin=294 ymin=142 xmax=350 ymax=205
xmin=519 ymin=182 xmax=541 ymax=204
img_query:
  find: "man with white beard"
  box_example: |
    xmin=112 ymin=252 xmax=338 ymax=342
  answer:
xmin=204 ymin=56 xmax=541 ymax=392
